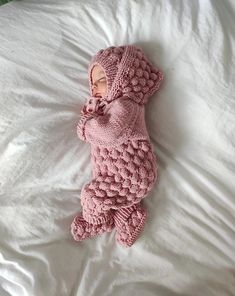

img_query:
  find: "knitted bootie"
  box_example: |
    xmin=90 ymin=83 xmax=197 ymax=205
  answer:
xmin=113 ymin=203 xmax=147 ymax=247
xmin=71 ymin=214 xmax=115 ymax=241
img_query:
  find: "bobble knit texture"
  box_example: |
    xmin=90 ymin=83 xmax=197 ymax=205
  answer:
xmin=71 ymin=45 xmax=163 ymax=246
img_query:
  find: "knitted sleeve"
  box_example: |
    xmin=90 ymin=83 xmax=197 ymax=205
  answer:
xmin=77 ymin=111 xmax=96 ymax=141
xmin=83 ymin=97 xmax=139 ymax=146
xmin=77 ymin=115 xmax=88 ymax=141
xmin=77 ymin=97 xmax=103 ymax=141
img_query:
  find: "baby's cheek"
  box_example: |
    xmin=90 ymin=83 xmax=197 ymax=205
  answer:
xmin=100 ymin=83 xmax=107 ymax=95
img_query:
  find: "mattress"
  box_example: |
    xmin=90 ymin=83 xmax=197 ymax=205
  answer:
xmin=0 ymin=0 xmax=234 ymax=295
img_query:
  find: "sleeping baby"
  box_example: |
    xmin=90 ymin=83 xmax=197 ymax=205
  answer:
xmin=71 ymin=45 xmax=163 ymax=247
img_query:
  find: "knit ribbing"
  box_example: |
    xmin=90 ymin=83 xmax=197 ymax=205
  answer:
xmin=71 ymin=215 xmax=115 ymax=241
xmin=114 ymin=203 xmax=147 ymax=247
xmin=113 ymin=204 xmax=138 ymax=228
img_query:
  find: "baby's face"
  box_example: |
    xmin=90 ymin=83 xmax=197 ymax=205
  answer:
xmin=91 ymin=65 xmax=107 ymax=99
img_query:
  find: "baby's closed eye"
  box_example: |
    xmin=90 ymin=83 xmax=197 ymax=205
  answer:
xmin=98 ymin=77 xmax=106 ymax=82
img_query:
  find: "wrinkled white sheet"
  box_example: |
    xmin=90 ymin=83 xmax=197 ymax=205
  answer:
xmin=0 ymin=0 xmax=235 ymax=295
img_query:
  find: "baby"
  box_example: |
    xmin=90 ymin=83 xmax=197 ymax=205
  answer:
xmin=71 ymin=45 xmax=163 ymax=247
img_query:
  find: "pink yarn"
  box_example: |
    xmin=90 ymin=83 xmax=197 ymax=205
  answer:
xmin=71 ymin=45 xmax=163 ymax=247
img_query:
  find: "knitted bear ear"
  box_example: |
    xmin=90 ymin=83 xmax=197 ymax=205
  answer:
xmin=121 ymin=47 xmax=163 ymax=104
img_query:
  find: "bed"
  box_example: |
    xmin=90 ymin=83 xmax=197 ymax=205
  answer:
xmin=0 ymin=0 xmax=235 ymax=295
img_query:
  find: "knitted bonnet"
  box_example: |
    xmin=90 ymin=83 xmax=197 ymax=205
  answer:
xmin=88 ymin=45 xmax=163 ymax=105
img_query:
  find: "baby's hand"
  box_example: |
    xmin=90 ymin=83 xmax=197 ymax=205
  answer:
xmin=96 ymin=100 xmax=107 ymax=115
xmin=81 ymin=97 xmax=106 ymax=117
xmin=81 ymin=105 xmax=91 ymax=117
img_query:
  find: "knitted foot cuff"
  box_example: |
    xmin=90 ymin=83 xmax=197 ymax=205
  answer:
xmin=114 ymin=204 xmax=147 ymax=247
xmin=82 ymin=209 xmax=112 ymax=225
xmin=113 ymin=204 xmax=138 ymax=227
xmin=71 ymin=214 xmax=115 ymax=241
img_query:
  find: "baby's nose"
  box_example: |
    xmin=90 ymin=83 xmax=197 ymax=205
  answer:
xmin=92 ymin=85 xmax=97 ymax=95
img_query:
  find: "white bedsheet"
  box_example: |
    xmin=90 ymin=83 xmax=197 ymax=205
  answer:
xmin=0 ymin=0 xmax=235 ymax=295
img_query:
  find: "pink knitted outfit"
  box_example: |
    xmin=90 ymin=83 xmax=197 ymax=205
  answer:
xmin=71 ymin=45 xmax=163 ymax=247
